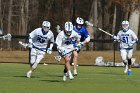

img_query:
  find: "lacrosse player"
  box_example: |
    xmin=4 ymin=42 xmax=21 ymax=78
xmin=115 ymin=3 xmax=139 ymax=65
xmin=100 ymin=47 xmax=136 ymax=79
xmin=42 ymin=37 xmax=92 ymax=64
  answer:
xmin=113 ymin=20 xmax=138 ymax=75
xmin=72 ymin=17 xmax=90 ymax=76
xmin=26 ymin=20 xmax=54 ymax=78
xmin=55 ymin=21 xmax=80 ymax=81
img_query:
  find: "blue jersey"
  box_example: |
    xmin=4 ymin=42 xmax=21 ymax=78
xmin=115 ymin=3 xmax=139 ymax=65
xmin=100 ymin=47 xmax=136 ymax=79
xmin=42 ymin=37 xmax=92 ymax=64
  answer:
xmin=73 ymin=25 xmax=89 ymax=46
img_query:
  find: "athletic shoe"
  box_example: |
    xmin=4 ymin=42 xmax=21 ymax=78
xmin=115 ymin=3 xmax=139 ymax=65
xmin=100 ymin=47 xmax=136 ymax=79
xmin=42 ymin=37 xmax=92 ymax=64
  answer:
xmin=63 ymin=73 xmax=67 ymax=81
xmin=27 ymin=71 xmax=32 ymax=78
xmin=73 ymin=70 xmax=78 ymax=76
xmin=127 ymin=70 xmax=132 ymax=76
xmin=124 ymin=68 xmax=128 ymax=73
xmin=124 ymin=65 xmax=128 ymax=73
xmin=69 ymin=75 xmax=74 ymax=80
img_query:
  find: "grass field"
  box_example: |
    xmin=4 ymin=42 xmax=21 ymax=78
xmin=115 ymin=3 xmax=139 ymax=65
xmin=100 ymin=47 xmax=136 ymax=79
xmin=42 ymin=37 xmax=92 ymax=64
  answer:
xmin=0 ymin=63 xmax=140 ymax=93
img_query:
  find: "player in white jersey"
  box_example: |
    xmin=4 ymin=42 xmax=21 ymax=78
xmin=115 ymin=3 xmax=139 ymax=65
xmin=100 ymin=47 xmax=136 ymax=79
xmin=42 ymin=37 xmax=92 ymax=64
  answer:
xmin=113 ymin=20 xmax=138 ymax=75
xmin=26 ymin=20 xmax=54 ymax=78
xmin=55 ymin=21 xmax=80 ymax=81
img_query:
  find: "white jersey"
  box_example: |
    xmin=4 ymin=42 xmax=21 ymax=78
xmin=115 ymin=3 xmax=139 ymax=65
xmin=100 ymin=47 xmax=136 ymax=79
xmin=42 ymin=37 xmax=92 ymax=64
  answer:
xmin=116 ymin=29 xmax=138 ymax=49
xmin=29 ymin=27 xmax=54 ymax=49
xmin=55 ymin=30 xmax=80 ymax=49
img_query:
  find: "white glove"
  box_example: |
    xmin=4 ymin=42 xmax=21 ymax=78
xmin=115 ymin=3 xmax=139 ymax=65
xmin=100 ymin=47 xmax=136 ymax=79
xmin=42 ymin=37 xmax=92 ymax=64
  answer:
xmin=113 ymin=36 xmax=118 ymax=40
xmin=47 ymin=48 xmax=52 ymax=54
xmin=113 ymin=36 xmax=120 ymax=42
xmin=28 ymin=43 xmax=33 ymax=48
xmin=128 ymin=42 xmax=135 ymax=47
xmin=77 ymin=42 xmax=84 ymax=48
xmin=128 ymin=43 xmax=133 ymax=47
xmin=75 ymin=46 xmax=81 ymax=51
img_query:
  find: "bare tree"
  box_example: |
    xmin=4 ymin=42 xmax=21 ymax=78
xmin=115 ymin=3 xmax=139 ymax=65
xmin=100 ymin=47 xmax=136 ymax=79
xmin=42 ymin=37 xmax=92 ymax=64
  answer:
xmin=7 ymin=0 xmax=13 ymax=49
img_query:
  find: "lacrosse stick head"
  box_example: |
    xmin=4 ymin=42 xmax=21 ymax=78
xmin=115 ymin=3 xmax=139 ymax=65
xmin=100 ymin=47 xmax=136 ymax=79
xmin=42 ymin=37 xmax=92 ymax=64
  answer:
xmin=85 ymin=21 xmax=93 ymax=26
xmin=54 ymin=56 xmax=62 ymax=62
xmin=18 ymin=41 xmax=28 ymax=48
xmin=3 ymin=33 xmax=12 ymax=41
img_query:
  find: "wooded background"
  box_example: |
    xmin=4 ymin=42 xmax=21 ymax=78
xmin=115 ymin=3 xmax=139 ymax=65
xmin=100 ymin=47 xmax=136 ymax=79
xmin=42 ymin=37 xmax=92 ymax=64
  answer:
xmin=0 ymin=0 xmax=140 ymax=50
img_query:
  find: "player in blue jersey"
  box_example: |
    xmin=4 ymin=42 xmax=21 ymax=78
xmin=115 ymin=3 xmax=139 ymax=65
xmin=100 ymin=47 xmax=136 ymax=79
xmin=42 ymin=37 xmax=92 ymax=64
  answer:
xmin=72 ymin=17 xmax=90 ymax=76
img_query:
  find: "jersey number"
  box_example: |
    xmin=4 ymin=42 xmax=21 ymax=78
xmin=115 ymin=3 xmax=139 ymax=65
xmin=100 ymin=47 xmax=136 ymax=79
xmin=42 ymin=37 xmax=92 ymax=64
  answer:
xmin=122 ymin=37 xmax=128 ymax=43
xmin=37 ymin=36 xmax=45 ymax=43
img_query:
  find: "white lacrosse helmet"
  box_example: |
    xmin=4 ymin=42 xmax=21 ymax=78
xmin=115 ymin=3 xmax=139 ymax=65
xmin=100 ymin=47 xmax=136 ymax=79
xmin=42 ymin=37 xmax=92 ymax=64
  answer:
xmin=76 ymin=17 xmax=84 ymax=25
xmin=121 ymin=20 xmax=129 ymax=30
xmin=42 ymin=21 xmax=51 ymax=29
xmin=64 ymin=21 xmax=73 ymax=36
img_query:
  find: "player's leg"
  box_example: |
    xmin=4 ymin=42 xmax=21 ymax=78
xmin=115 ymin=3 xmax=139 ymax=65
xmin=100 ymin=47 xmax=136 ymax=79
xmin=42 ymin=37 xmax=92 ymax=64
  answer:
xmin=63 ymin=65 xmax=67 ymax=81
xmin=72 ymin=51 xmax=78 ymax=76
xmin=27 ymin=54 xmax=44 ymax=78
xmin=64 ymin=55 xmax=74 ymax=80
xmin=120 ymin=49 xmax=128 ymax=73
xmin=27 ymin=49 xmax=45 ymax=78
xmin=127 ymin=49 xmax=133 ymax=75
xmin=27 ymin=48 xmax=37 ymax=78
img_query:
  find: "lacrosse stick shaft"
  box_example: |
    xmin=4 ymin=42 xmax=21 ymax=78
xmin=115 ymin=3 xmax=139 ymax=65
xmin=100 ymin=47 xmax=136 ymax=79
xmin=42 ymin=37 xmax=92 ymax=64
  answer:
xmin=85 ymin=21 xmax=113 ymax=37
xmin=19 ymin=41 xmax=47 ymax=52
xmin=62 ymin=49 xmax=76 ymax=57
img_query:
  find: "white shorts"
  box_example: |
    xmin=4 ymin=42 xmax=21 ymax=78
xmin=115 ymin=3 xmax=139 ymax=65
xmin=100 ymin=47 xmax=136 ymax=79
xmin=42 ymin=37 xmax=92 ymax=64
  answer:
xmin=120 ymin=48 xmax=133 ymax=60
xmin=30 ymin=48 xmax=45 ymax=64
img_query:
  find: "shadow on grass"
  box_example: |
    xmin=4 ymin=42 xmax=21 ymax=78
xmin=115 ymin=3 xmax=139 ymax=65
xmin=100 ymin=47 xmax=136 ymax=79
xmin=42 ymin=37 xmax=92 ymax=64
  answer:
xmin=96 ymin=71 xmax=126 ymax=76
xmin=40 ymin=79 xmax=62 ymax=82
xmin=13 ymin=76 xmax=40 ymax=78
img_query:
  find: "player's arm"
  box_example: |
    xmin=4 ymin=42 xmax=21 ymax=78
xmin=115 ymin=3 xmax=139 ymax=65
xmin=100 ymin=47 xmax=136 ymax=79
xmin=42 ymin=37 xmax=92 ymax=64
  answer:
xmin=55 ymin=33 xmax=63 ymax=50
xmin=47 ymin=32 xmax=54 ymax=54
xmin=82 ymin=28 xmax=90 ymax=44
xmin=28 ymin=29 xmax=37 ymax=48
xmin=113 ymin=31 xmax=121 ymax=42
xmin=128 ymin=31 xmax=138 ymax=46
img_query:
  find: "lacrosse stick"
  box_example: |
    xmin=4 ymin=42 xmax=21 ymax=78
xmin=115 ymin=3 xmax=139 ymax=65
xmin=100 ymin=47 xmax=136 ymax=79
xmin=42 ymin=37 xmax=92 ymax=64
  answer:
xmin=54 ymin=49 xmax=76 ymax=62
xmin=85 ymin=21 xmax=139 ymax=45
xmin=18 ymin=41 xmax=47 ymax=52
xmin=54 ymin=55 xmax=62 ymax=62
xmin=0 ymin=33 xmax=12 ymax=41
xmin=85 ymin=21 xmax=113 ymax=37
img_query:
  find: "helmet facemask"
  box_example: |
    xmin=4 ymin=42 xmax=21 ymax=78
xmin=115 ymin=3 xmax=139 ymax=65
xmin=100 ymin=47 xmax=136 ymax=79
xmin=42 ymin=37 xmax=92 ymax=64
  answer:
xmin=42 ymin=26 xmax=50 ymax=32
xmin=64 ymin=21 xmax=73 ymax=36
xmin=121 ymin=21 xmax=129 ymax=31
xmin=65 ymin=30 xmax=72 ymax=36
xmin=42 ymin=21 xmax=51 ymax=32
xmin=76 ymin=17 xmax=84 ymax=30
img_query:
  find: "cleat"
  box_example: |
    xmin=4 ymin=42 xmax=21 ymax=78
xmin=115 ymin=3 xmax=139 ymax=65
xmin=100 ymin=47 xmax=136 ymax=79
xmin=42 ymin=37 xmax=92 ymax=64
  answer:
xmin=63 ymin=73 xmax=67 ymax=81
xmin=73 ymin=70 xmax=78 ymax=76
xmin=73 ymin=74 xmax=77 ymax=76
xmin=127 ymin=70 xmax=132 ymax=76
xmin=69 ymin=75 xmax=74 ymax=80
xmin=124 ymin=68 xmax=128 ymax=73
xmin=124 ymin=65 xmax=128 ymax=73
xmin=27 ymin=71 xmax=32 ymax=78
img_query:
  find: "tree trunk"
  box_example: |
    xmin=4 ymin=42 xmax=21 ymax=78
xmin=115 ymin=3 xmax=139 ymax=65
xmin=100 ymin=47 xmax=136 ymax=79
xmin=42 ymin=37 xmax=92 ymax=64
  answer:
xmin=7 ymin=0 xmax=13 ymax=50
xmin=88 ymin=0 xmax=97 ymax=50
xmin=129 ymin=10 xmax=140 ymax=50
xmin=112 ymin=5 xmax=116 ymax=35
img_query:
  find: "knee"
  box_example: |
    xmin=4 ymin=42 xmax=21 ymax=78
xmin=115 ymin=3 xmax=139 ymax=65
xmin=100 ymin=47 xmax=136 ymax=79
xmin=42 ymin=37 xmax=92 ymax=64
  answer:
xmin=73 ymin=52 xmax=78 ymax=58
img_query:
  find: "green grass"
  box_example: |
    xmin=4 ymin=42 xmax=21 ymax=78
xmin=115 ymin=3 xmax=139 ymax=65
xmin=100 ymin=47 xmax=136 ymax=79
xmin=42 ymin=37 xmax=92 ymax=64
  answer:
xmin=0 ymin=63 xmax=140 ymax=93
